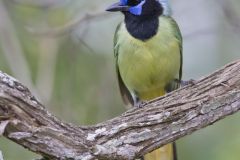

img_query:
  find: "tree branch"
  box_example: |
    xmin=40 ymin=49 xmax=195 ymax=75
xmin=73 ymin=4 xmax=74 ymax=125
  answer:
xmin=0 ymin=60 xmax=240 ymax=160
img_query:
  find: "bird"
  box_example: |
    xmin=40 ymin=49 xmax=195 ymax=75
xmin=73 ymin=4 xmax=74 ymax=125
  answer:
xmin=106 ymin=0 xmax=182 ymax=160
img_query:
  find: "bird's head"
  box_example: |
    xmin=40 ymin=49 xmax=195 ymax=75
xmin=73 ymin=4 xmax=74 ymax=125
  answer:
xmin=106 ymin=0 xmax=169 ymax=16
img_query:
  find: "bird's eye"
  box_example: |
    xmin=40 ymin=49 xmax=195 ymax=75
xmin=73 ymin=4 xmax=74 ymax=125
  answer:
xmin=128 ymin=0 xmax=142 ymax=6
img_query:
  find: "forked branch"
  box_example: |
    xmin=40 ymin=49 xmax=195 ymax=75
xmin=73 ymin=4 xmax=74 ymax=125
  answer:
xmin=0 ymin=60 xmax=240 ymax=160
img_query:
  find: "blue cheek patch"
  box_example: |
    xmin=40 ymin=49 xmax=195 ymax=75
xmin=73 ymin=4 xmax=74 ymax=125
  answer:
xmin=129 ymin=0 xmax=145 ymax=15
xmin=120 ymin=0 xmax=128 ymax=5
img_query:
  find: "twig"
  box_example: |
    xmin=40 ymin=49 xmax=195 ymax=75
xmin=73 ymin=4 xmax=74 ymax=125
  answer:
xmin=26 ymin=11 xmax=110 ymax=37
xmin=9 ymin=0 xmax=69 ymax=9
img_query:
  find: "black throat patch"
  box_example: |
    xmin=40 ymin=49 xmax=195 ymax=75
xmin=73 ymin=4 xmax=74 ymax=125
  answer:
xmin=124 ymin=13 xmax=159 ymax=41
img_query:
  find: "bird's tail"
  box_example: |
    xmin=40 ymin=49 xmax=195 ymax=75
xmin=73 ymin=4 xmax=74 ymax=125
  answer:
xmin=143 ymin=143 xmax=177 ymax=160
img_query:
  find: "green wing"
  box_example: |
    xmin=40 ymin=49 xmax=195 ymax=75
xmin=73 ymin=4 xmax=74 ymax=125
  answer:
xmin=173 ymin=18 xmax=183 ymax=82
xmin=114 ymin=23 xmax=134 ymax=106
xmin=165 ymin=17 xmax=183 ymax=92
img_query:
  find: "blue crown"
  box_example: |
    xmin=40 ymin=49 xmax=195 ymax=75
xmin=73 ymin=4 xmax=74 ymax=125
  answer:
xmin=120 ymin=0 xmax=128 ymax=5
xmin=119 ymin=0 xmax=146 ymax=15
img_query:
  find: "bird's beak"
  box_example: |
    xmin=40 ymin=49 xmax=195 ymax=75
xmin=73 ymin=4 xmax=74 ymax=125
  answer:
xmin=106 ymin=2 xmax=130 ymax=12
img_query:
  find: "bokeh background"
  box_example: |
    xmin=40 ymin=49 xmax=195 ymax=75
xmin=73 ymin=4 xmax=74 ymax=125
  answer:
xmin=0 ymin=0 xmax=240 ymax=159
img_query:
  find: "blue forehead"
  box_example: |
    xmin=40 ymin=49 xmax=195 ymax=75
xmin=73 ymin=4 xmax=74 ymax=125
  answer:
xmin=119 ymin=0 xmax=146 ymax=15
xmin=120 ymin=0 xmax=128 ymax=5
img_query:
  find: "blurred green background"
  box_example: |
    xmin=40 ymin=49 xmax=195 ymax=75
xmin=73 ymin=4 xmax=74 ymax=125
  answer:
xmin=0 ymin=0 xmax=239 ymax=159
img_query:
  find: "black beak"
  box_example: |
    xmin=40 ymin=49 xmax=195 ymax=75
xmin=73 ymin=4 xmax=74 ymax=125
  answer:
xmin=106 ymin=2 xmax=130 ymax=12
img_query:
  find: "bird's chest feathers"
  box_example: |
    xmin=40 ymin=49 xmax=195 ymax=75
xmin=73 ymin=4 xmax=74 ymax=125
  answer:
xmin=117 ymin=22 xmax=180 ymax=93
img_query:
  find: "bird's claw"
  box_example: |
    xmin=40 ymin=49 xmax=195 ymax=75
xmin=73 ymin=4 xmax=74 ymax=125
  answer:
xmin=181 ymin=79 xmax=196 ymax=87
xmin=134 ymin=101 xmax=147 ymax=108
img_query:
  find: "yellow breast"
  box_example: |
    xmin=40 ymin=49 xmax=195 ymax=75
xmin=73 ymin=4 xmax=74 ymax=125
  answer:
xmin=116 ymin=16 xmax=181 ymax=100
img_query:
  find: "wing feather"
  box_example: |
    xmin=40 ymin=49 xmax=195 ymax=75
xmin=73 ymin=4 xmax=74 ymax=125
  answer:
xmin=165 ymin=17 xmax=183 ymax=92
xmin=114 ymin=23 xmax=134 ymax=106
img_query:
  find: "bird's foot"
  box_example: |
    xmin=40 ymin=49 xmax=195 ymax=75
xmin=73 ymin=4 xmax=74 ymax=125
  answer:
xmin=134 ymin=101 xmax=147 ymax=108
xmin=181 ymin=79 xmax=196 ymax=87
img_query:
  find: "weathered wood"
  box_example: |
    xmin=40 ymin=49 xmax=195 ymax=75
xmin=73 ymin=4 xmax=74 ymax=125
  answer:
xmin=0 ymin=60 xmax=240 ymax=160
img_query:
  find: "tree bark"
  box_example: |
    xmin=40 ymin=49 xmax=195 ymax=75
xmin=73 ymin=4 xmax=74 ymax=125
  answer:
xmin=0 ymin=60 xmax=240 ymax=160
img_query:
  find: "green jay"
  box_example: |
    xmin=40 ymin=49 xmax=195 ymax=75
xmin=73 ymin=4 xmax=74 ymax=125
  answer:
xmin=106 ymin=0 xmax=182 ymax=159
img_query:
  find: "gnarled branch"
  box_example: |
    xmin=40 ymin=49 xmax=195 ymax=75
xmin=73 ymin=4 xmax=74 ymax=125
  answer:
xmin=0 ymin=60 xmax=240 ymax=160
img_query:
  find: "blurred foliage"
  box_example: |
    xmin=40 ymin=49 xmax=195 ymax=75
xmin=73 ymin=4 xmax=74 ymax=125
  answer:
xmin=0 ymin=0 xmax=239 ymax=160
